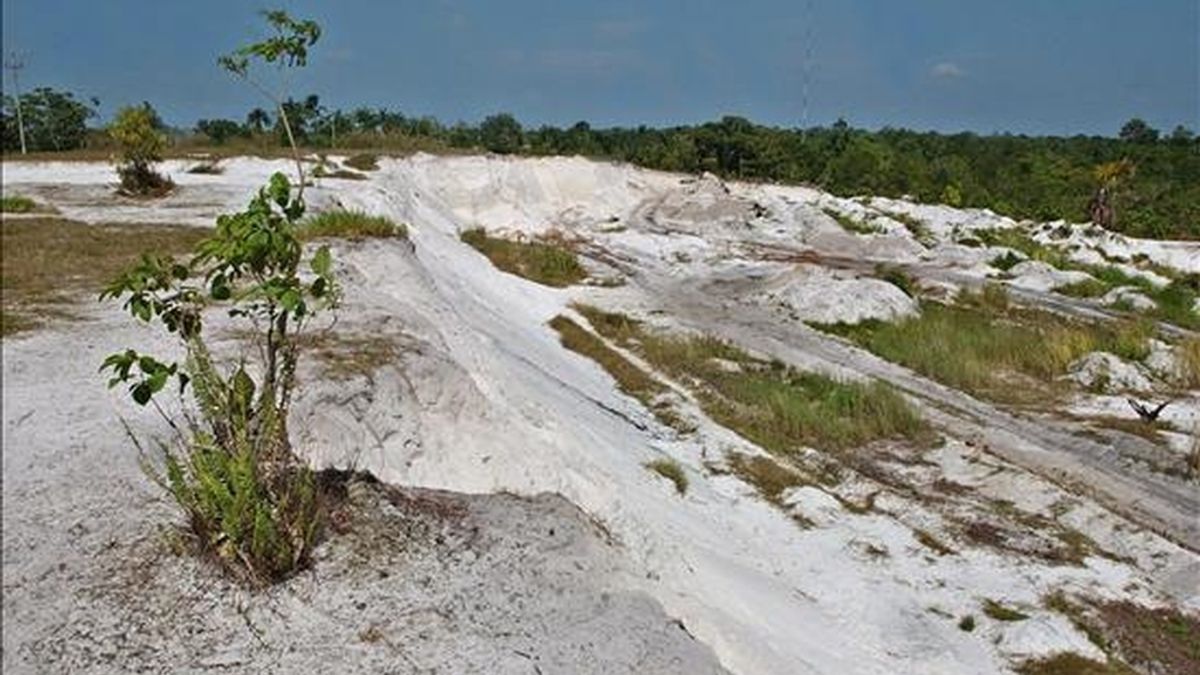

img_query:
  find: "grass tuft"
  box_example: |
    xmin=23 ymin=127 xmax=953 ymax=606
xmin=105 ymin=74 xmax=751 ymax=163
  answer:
xmin=823 ymin=207 xmax=881 ymax=235
xmin=462 ymin=228 xmax=587 ymax=287
xmin=983 ymin=599 xmax=1030 ymax=622
xmin=298 ymin=211 xmax=406 ymax=241
xmin=1 ymin=195 xmax=39 ymax=213
xmin=644 ymin=458 xmax=689 ymax=495
xmin=875 ymin=264 xmax=917 ymax=297
xmin=343 ymin=153 xmax=379 ymax=171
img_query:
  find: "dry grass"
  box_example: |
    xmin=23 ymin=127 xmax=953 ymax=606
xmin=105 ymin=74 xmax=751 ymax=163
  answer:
xmin=298 ymin=211 xmax=407 ymax=241
xmin=549 ymin=315 xmax=689 ymax=432
xmin=644 ymin=458 xmax=689 ymax=495
xmin=724 ymin=452 xmax=810 ymax=503
xmin=314 ymin=166 xmax=368 ymax=181
xmin=1 ymin=217 xmax=208 ymax=336
xmin=914 ymin=529 xmax=957 ymax=556
xmin=982 ymin=598 xmax=1030 ymax=622
xmin=1176 ymin=338 xmax=1200 ymax=388
xmin=343 ymin=153 xmax=379 ymax=171
xmin=461 ymin=228 xmax=587 ymax=287
xmin=299 ymin=332 xmax=404 ymax=381
xmin=1041 ymin=592 xmax=1197 ymax=675
xmin=1014 ymin=653 xmax=1132 ymax=675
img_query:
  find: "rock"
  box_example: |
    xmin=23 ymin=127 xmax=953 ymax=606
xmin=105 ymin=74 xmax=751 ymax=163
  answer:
xmin=1007 ymin=261 xmax=1094 ymax=293
xmin=1068 ymin=352 xmax=1153 ymax=393
xmin=1101 ymin=286 xmax=1157 ymax=311
xmin=1144 ymin=340 xmax=1179 ymax=379
xmin=760 ymin=264 xmax=919 ymax=325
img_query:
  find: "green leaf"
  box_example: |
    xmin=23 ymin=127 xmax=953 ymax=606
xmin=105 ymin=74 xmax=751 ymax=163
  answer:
xmin=310 ymin=245 xmax=332 ymax=277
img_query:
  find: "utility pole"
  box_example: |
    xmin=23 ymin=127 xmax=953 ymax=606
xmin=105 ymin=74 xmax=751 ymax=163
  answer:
xmin=3 ymin=51 xmax=28 ymax=154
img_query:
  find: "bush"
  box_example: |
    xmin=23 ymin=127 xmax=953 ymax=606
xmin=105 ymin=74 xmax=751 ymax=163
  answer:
xmin=644 ymin=458 xmax=689 ymax=495
xmin=101 ymin=172 xmax=339 ymax=584
xmin=110 ymin=105 xmax=173 ymax=196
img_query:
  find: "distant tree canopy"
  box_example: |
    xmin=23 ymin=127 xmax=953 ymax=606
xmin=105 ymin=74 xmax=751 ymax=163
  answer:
xmin=4 ymin=87 xmax=1196 ymax=241
xmin=1 ymin=87 xmax=97 ymax=151
xmin=197 ymin=118 xmax=251 ymax=145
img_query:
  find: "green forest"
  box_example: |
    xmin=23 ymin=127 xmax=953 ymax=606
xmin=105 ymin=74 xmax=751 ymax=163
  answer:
xmin=4 ymin=89 xmax=1197 ymax=240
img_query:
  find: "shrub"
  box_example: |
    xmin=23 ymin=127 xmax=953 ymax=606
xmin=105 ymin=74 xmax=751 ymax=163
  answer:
xmin=101 ymin=171 xmax=338 ymax=584
xmin=110 ymin=104 xmax=173 ymax=196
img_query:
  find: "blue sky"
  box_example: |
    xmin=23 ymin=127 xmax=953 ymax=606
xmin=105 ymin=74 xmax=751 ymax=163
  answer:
xmin=2 ymin=0 xmax=1196 ymax=135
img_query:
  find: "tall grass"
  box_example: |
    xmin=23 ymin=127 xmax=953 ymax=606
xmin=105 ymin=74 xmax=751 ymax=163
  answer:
xmin=573 ymin=304 xmax=931 ymax=453
xmin=298 ymin=210 xmax=406 ymax=241
xmin=462 ymin=228 xmax=586 ymax=287
xmin=816 ymin=286 xmax=1153 ymax=402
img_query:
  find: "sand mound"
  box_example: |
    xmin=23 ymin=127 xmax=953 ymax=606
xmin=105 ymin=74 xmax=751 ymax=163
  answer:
xmin=758 ymin=264 xmax=919 ymax=324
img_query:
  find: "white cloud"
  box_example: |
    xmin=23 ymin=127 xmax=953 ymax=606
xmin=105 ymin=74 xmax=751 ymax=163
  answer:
xmin=931 ymin=62 xmax=965 ymax=79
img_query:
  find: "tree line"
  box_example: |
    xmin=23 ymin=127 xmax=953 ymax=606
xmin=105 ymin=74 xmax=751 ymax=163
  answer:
xmin=3 ymin=88 xmax=1197 ymax=239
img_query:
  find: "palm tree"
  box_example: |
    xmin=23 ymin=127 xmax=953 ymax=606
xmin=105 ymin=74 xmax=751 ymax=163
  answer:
xmin=245 ymin=107 xmax=270 ymax=134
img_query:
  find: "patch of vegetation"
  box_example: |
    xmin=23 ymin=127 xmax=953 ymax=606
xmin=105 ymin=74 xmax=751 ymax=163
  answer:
xmin=0 ymin=195 xmax=39 ymax=213
xmin=302 ymin=332 xmax=402 ymax=380
xmin=875 ymin=264 xmax=917 ymax=297
xmin=990 ymin=250 xmax=1025 ymax=271
xmin=1057 ymin=278 xmax=1111 ymax=299
xmin=575 ymin=304 xmax=932 ymax=453
xmin=549 ymin=315 xmax=689 ymax=432
xmin=724 ymin=452 xmax=810 ymax=502
xmin=1014 ymin=653 xmax=1132 ymax=675
xmin=977 ymin=228 xmax=1072 ymax=268
xmin=343 ymin=153 xmax=379 ymax=171
xmin=644 ymin=458 xmax=689 ymax=495
xmin=822 ymin=207 xmax=881 ymax=235
xmin=958 ymin=615 xmax=976 ymax=632
xmin=298 ymin=210 xmax=406 ymax=241
xmin=915 ymin=528 xmax=957 ymax=556
xmin=983 ymin=599 xmax=1030 ymax=622
xmin=815 ymin=286 xmax=1153 ymax=404
xmin=880 ymin=209 xmax=934 ymax=246
xmin=1 ymin=217 xmax=208 ymax=336
xmin=1041 ymin=592 xmax=1197 ymax=674
xmin=313 ymin=165 xmax=368 ymax=180
xmin=462 ymin=228 xmax=587 ymax=287
xmin=1177 ymin=338 xmax=1200 ymax=388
